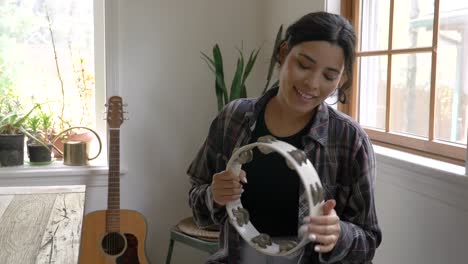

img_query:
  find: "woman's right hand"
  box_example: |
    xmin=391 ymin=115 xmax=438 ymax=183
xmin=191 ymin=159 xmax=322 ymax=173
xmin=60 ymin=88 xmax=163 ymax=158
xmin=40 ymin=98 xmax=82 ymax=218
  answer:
xmin=211 ymin=169 xmax=247 ymax=206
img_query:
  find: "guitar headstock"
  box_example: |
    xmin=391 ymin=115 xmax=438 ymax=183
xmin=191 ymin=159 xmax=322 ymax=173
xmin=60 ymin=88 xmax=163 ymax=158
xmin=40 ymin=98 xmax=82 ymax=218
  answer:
xmin=105 ymin=96 xmax=127 ymax=128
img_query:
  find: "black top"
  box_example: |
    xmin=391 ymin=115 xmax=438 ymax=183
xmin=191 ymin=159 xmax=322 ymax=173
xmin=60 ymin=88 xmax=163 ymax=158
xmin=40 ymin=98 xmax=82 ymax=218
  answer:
xmin=241 ymin=108 xmax=313 ymax=237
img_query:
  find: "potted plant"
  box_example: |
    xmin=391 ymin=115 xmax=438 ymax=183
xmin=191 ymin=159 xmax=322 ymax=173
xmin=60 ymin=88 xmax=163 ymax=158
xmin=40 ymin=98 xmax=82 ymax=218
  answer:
xmin=0 ymin=95 xmax=46 ymax=167
xmin=262 ymin=25 xmax=283 ymax=94
xmin=201 ymin=25 xmax=284 ymax=112
xmin=201 ymin=44 xmax=260 ymax=112
xmin=26 ymin=111 xmax=55 ymax=164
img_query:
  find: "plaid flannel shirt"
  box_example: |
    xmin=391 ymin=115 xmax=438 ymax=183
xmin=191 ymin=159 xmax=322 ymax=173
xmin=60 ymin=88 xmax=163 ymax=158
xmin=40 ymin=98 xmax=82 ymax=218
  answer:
xmin=188 ymin=88 xmax=382 ymax=263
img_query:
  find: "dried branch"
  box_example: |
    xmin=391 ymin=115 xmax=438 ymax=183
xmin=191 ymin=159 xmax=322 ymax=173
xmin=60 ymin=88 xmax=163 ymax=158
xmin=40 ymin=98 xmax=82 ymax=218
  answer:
xmin=45 ymin=7 xmax=65 ymax=131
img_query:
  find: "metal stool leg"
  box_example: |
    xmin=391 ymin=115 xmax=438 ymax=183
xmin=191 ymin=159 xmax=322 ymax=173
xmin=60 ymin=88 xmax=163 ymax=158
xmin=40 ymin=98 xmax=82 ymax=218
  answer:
xmin=165 ymin=238 xmax=175 ymax=264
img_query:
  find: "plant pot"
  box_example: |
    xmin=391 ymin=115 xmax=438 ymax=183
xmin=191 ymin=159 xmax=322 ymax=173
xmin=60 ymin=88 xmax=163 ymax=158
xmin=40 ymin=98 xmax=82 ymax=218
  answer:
xmin=27 ymin=144 xmax=52 ymax=164
xmin=0 ymin=134 xmax=25 ymax=167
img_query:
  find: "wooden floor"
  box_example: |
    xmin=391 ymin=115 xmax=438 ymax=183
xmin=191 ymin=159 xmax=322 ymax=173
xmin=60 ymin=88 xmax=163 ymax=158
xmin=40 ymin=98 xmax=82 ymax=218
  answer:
xmin=0 ymin=185 xmax=86 ymax=264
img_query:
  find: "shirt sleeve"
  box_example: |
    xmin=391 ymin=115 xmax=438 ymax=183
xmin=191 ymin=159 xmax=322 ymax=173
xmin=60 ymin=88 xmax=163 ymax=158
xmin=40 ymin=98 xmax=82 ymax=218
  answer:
xmin=319 ymin=136 xmax=382 ymax=263
xmin=187 ymin=114 xmax=228 ymax=228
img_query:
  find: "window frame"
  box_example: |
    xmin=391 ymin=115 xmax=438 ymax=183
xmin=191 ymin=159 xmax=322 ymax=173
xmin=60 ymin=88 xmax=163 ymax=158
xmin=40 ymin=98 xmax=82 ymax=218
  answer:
xmin=340 ymin=0 xmax=466 ymax=165
xmin=0 ymin=0 xmax=109 ymax=168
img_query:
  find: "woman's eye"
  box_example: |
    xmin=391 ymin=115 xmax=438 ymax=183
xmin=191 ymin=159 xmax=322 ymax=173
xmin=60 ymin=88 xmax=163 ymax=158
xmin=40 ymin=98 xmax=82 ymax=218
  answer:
xmin=324 ymin=74 xmax=337 ymax=81
xmin=298 ymin=61 xmax=309 ymax=69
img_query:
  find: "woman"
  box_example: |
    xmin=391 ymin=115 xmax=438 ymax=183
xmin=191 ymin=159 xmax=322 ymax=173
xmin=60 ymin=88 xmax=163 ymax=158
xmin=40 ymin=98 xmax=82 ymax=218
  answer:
xmin=188 ymin=11 xmax=382 ymax=264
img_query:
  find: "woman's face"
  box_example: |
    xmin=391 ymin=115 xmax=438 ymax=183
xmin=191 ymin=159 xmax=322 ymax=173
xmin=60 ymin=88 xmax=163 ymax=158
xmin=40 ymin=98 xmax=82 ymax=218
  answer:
xmin=277 ymin=41 xmax=345 ymax=115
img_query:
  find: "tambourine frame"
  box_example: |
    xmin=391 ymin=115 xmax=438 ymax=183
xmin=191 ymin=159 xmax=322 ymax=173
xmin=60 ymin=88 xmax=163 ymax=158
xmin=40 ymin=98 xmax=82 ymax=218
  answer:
xmin=225 ymin=136 xmax=325 ymax=256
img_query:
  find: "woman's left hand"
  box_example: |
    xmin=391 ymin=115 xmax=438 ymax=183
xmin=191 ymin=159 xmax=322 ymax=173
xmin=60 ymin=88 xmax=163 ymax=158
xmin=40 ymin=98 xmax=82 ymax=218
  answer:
xmin=301 ymin=199 xmax=341 ymax=253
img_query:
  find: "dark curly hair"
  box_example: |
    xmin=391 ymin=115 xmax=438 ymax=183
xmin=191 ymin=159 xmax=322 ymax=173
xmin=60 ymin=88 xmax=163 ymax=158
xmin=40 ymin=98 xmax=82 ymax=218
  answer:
xmin=275 ymin=12 xmax=356 ymax=104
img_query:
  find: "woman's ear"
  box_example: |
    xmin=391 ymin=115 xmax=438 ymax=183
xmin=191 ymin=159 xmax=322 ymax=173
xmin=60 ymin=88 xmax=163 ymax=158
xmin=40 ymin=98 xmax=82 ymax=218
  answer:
xmin=278 ymin=42 xmax=289 ymax=65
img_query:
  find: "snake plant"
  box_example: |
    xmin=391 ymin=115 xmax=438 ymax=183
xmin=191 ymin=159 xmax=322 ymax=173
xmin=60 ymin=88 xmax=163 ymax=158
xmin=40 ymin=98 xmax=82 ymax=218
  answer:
xmin=262 ymin=25 xmax=283 ymax=94
xmin=201 ymin=44 xmax=260 ymax=112
xmin=201 ymin=26 xmax=284 ymax=112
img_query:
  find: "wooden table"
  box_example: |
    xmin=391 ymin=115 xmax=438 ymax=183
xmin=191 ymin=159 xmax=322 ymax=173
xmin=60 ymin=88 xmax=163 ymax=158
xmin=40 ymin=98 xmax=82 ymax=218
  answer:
xmin=0 ymin=185 xmax=86 ymax=264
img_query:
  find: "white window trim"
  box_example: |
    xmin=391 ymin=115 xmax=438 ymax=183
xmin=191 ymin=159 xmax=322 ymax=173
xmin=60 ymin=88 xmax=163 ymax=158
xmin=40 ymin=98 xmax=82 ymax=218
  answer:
xmin=104 ymin=0 xmax=120 ymax=97
xmin=374 ymin=145 xmax=466 ymax=177
xmin=0 ymin=163 xmax=127 ymax=187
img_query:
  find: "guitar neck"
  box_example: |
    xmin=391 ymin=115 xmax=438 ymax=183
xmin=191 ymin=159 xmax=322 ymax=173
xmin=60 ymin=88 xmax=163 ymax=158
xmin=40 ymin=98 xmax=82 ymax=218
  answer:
xmin=107 ymin=129 xmax=120 ymax=232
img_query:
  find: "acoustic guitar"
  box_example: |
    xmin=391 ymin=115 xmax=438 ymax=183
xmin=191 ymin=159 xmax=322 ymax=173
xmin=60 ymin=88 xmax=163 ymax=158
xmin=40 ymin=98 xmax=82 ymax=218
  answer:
xmin=79 ymin=96 xmax=149 ymax=264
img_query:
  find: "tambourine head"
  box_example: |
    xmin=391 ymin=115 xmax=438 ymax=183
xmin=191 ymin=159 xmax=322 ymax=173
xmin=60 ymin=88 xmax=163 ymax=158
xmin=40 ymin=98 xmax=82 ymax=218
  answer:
xmin=225 ymin=135 xmax=324 ymax=256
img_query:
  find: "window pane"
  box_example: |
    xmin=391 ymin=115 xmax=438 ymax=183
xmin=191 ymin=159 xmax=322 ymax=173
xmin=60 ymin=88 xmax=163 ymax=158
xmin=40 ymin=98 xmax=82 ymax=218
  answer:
xmin=435 ymin=0 xmax=468 ymax=145
xmin=358 ymin=56 xmax=388 ymax=129
xmin=359 ymin=0 xmax=390 ymax=52
xmin=390 ymin=53 xmax=431 ymax=137
xmin=393 ymin=0 xmax=434 ymax=50
xmin=0 ymin=0 xmax=95 ymax=132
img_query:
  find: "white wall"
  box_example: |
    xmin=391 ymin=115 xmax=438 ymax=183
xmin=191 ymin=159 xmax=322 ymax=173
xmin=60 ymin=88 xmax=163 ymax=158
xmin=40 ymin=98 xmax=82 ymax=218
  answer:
xmin=373 ymin=150 xmax=468 ymax=264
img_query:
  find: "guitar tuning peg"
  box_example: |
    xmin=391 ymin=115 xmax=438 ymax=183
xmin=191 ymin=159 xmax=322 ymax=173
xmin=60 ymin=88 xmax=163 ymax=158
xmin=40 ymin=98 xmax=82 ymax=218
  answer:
xmin=123 ymin=103 xmax=128 ymax=107
xmin=123 ymin=117 xmax=129 ymax=120
xmin=102 ymin=112 xmax=108 ymax=120
xmin=104 ymin=103 xmax=108 ymax=107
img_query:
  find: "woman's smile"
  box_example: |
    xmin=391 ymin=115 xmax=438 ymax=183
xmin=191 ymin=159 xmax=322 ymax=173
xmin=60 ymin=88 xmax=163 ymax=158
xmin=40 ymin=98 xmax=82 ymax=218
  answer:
xmin=293 ymin=86 xmax=316 ymax=101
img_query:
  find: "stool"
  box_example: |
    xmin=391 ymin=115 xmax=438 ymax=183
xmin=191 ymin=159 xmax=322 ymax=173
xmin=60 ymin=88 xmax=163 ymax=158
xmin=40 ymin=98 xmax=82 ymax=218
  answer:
xmin=165 ymin=217 xmax=220 ymax=264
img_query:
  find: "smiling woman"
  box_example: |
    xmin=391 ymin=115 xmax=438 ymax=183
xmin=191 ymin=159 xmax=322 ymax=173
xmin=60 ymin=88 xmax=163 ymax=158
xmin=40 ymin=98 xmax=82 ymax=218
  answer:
xmin=188 ymin=11 xmax=381 ymax=264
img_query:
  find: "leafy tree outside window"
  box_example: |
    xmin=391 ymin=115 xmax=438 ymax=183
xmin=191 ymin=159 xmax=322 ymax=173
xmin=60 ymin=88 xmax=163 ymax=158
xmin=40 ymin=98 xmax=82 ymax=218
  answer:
xmin=0 ymin=0 xmax=96 ymax=136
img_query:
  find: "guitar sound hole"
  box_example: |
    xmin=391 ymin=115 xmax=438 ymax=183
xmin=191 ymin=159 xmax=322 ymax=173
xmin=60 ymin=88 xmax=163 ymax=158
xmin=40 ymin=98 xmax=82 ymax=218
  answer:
xmin=102 ymin=232 xmax=126 ymax=256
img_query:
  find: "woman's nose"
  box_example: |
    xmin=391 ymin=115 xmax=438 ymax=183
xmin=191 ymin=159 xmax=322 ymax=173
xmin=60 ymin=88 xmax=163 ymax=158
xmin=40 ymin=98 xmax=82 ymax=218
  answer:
xmin=304 ymin=76 xmax=320 ymax=96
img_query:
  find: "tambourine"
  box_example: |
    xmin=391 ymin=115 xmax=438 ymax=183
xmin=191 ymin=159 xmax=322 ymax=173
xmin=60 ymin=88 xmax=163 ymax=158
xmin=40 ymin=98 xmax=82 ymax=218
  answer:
xmin=226 ymin=135 xmax=324 ymax=256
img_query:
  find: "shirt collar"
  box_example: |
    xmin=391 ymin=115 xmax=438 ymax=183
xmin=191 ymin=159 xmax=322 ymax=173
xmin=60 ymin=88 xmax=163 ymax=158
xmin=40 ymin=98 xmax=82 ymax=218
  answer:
xmin=244 ymin=87 xmax=278 ymax=130
xmin=305 ymin=102 xmax=329 ymax=146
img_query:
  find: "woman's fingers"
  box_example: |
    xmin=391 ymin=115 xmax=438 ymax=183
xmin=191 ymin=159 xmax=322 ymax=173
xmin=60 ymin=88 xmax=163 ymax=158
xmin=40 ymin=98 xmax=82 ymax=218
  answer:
xmin=306 ymin=222 xmax=340 ymax=235
xmin=310 ymin=233 xmax=338 ymax=245
xmin=212 ymin=185 xmax=243 ymax=196
xmin=302 ymin=201 xmax=341 ymax=253
xmin=212 ymin=170 xmax=246 ymax=206
xmin=213 ymin=194 xmax=242 ymax=205
xmin=321 ymin=199 xmax=336 ymax=215
xmin=313 ymin=242 xmax=336 ymax=253
xmin=304 ymin=214 xmax=339 ymax=226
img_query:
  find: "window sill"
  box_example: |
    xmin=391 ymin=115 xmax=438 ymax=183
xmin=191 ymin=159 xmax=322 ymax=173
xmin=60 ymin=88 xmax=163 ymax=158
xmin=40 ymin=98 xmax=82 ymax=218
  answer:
xmin=374 ymin=144 xmax=468 ymax=211
xmin=0 ymin=160 xmax=126 ymax=187
xmin=374 ymin=144 xmax=466 ymax=178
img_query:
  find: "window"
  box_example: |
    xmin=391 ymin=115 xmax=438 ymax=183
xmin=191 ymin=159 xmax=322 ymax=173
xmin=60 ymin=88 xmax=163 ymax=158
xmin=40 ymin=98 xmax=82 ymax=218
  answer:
xmin=341 ymin=0 xmax=467 ymax=165
xmin=0 ymin=0 xmax=106 ymax=161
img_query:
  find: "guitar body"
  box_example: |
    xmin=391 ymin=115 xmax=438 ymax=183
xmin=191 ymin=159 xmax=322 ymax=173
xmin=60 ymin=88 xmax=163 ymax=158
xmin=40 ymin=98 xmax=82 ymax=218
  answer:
xmin=79 ymin=209 xmax=149 ymax=264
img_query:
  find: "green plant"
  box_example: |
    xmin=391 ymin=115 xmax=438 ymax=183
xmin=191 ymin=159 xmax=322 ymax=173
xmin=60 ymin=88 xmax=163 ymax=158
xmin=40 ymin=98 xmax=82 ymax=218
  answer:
xmin=0 ymin=94 xmax=49 ymax=148
xmin=262 ymin=25 xmax=283 ymax=94
xmin=201 ymin=44 xmax=260 ymax=112
xmin=28 ymin=115 xmax=41 ymax=133
xmin=39 ymin=110 xmax=54 ymax=144
xmin=201 ymin=25 xmax=284 ymax=112
xmin=27 ymin=114 xmax=41 ymax=142
xmin=26 ymin=109 xmax=54 ymax=144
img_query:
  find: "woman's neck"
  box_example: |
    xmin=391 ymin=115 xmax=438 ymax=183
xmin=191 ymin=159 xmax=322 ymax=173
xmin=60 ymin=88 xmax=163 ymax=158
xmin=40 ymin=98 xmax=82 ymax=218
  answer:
xmin=264 ymin=96 xmax=316 ymax=137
